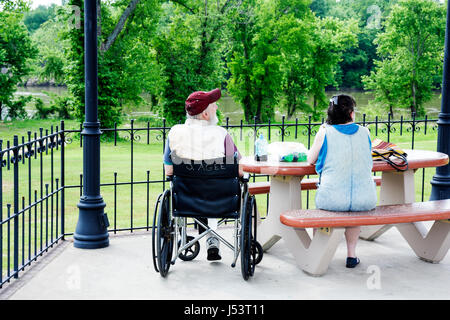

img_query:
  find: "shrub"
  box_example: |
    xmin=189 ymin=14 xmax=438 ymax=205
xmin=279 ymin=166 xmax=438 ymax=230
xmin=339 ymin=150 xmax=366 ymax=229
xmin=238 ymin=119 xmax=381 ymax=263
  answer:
xmin=33 ymin=97 xmax=55 ymax=119
xmin=6 ymin=95 xmax=31 ymax=120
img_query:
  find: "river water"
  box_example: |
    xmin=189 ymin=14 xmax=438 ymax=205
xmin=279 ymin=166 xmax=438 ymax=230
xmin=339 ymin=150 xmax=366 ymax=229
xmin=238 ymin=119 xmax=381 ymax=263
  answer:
xmin=15 ymin=86 xmax=443 ymax=124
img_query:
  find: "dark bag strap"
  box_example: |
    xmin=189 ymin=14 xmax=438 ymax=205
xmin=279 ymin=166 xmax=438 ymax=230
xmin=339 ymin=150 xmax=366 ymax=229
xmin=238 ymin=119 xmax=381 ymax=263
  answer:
xmin=372 ymin=149 xmax=409 ymax=172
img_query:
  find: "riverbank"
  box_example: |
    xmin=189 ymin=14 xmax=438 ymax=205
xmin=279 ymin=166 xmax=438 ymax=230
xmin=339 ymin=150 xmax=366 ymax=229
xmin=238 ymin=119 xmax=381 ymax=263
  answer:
xmin=13 ymin=86 xmax=443 ymax=124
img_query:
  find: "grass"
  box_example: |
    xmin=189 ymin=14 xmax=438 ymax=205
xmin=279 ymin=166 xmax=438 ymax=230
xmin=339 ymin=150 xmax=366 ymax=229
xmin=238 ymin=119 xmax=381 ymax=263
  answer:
xmin=0 ymin=116 xmax=442 ymax=277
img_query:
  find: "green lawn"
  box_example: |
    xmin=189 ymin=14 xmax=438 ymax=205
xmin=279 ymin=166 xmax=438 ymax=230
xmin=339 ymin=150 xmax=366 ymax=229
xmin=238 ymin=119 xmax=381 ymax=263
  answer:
xmin=0 ymin=116 xmax=442 ymax=275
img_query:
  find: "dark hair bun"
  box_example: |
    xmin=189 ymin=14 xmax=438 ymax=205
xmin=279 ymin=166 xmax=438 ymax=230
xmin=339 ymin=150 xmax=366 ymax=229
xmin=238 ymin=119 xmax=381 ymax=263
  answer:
xmin=326 ymin=95 xmax=356 ymax=125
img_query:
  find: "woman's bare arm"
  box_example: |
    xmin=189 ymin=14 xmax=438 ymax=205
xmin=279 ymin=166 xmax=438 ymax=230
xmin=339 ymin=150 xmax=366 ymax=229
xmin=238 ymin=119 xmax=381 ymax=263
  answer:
xmin=307 ymin=125 xmax=326 ymax=165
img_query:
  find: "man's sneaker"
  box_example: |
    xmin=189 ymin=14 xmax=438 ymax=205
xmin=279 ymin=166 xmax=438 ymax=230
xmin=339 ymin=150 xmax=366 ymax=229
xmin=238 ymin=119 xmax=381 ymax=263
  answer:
xmin=206 ymin=237 xmax=221 ymax=261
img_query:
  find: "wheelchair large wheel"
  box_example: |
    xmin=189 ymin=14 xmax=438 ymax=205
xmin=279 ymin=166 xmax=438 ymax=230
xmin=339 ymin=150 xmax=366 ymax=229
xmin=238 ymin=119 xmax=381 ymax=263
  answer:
xmin=240 ymin=193 xmax=262 ymax=280
xmin=152 ymin=189 xmax=174 ymax=277
xmin=152 ymin=193 xmax=163 ymax=273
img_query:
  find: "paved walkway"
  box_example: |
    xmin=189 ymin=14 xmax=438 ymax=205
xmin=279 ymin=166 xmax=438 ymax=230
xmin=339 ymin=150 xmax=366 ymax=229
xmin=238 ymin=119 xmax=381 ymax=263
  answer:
xmin=2 ymin=223 xmax=450 ymax=300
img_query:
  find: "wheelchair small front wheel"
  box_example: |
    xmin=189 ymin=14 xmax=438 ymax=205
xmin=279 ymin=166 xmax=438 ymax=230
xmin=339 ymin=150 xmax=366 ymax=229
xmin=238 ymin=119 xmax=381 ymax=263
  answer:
xmin=178 ymin=236 xmax=200 ymax=261
xmin=155 ymin=189 xmax=174 ymax=277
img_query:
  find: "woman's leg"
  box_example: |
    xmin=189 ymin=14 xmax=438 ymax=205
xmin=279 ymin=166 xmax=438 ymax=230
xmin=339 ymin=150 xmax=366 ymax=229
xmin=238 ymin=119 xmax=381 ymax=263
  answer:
xmin=345 ymin=226 xmax=360 ymax=258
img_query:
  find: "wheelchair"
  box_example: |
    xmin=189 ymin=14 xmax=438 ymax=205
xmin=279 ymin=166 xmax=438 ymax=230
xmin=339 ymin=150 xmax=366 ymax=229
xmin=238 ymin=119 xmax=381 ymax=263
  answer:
xmin=152 ymin=156 xmax=263 ymax=280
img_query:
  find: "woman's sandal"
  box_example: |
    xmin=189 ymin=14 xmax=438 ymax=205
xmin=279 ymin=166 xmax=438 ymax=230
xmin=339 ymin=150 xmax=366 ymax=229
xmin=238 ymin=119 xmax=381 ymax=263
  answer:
xmin=346 ymin=257 xmax=360 ymax=268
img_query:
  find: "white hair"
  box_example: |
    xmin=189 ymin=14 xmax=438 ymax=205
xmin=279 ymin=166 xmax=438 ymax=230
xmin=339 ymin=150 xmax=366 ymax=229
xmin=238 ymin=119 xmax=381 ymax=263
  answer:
xmin=186 ymin=113 xmax=203 ymax=120
xmin=186 ymin=104 xmax=218 ymax=125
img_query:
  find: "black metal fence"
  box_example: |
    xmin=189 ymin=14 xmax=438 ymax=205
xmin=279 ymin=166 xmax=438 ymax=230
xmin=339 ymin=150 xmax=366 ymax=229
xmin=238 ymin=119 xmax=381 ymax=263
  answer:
xmin=0 ymin=124 xmax=65 ymax=287
xmin=0 ymin=114 xmax=439 ymax=287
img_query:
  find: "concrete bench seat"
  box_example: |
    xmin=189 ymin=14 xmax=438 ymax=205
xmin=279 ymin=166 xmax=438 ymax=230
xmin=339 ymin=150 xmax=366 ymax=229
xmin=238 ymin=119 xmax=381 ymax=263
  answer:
xmin=277 ymin=199 xmax=450 ymax=276
xmin=249 ymin=176 xmax=382 ymax=195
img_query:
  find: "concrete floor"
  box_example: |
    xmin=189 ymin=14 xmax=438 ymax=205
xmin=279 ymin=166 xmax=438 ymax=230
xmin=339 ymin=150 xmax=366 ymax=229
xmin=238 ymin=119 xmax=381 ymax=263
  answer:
xmin=2 ymin=223 xmax=450 ymax=300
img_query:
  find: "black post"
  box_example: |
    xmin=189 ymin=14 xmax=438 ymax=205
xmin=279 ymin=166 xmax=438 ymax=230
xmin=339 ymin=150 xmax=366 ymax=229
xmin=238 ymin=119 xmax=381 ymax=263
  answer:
xmin=73 ymin=0 xmax=109 ymax=248
xmin=430 ymin=0 xmax=450 ymax=200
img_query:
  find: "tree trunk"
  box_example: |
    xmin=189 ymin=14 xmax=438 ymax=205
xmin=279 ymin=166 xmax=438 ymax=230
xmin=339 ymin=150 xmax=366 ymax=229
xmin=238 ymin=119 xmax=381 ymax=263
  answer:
xmin=389 ymin=105 xmax=394 ymax=119
xmin=255 ymin=91 xmax=262 ymax=123
xmin=287 ymin=92 xmax=296 ymax=119
xmin=195 ymin=1 xmax=209 ymax=77
xmin=101 ymin=0 xmax=140 ymax=52
xmin=242 ymin=25 xmax=253 ymax=123
xmin=287 ymin=103 xmax=295 ymax=119
xmin=411 ymin=81 xmax=417 ymax=115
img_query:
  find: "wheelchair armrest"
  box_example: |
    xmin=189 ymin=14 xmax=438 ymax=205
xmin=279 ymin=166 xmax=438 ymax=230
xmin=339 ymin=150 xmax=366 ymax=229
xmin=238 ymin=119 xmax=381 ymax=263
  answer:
xmin=166 ymin=175 xmax=173 ymax=182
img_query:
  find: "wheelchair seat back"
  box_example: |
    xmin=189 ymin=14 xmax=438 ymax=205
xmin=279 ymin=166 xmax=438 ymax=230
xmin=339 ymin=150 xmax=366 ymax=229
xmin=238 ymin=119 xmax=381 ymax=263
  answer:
xmin=172 ymin=156 xmax=241 ymax=219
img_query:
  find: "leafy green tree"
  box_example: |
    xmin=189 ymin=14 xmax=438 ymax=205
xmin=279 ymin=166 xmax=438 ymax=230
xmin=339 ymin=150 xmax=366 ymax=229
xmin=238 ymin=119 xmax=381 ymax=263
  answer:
xmin=153 ymin=0 xmax=234 ymax=124
xmin=278 ymin=2 xmax=315 ymax=119
xmin=309 ymin=0 xmax=334 ymax=18
xmin=326 ymin=0 xmax=399 ymax=89
xmin=30 ymin=15 xmax=68 ymax=84
xmin=226 ymin=0 xmax=258 ymax=123
xmin=228 ymin=0 xmax=311 ymax=123
xmin=0 ymin=0 xmax=30 ymax=12
xmin=363 ymin=0 xmax=446 ymax=116
xmin=236 ymin=0 xmax=284 ymax=123
xmin=0 ymin=10 xmax=37 ymax=119
xmin=306 ymin=16 xmax=359 ymax=118
xmin=23 ymin=4 xmax=57 ymax=33
xmin=63 ymin=0 xmax=161 ymax=130
xmin=362 ymin=55 xmax=407 ymax=116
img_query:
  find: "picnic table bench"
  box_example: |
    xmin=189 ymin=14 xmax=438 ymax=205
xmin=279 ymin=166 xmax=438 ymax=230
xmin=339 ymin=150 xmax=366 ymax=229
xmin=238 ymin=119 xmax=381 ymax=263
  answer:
xmin=280 ymin=199 xmax=450 ymax=276
xmin=249 ymin=176 xmax=382 ymax=195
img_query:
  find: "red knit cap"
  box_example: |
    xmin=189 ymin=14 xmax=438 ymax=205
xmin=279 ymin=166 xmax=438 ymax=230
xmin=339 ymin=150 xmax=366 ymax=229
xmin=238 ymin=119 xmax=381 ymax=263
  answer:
xmin=185 ymin=88 xmax=221 ymax=116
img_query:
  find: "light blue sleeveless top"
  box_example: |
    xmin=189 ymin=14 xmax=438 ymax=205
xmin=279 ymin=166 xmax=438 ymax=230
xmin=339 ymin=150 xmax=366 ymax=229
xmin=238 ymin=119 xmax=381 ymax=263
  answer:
xmin=315 ymin=124 xmax=377 ymax=212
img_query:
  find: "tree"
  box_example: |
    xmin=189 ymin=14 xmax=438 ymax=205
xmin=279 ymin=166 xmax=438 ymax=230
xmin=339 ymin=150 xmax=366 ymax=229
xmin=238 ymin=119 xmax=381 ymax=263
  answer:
xmin=30 ymin=15 xmax=68 ymax=84
xmin=309 ymin=0 xmax=334 ymax=18
xmin=362 ymin=55 xmax=408 ymax=116
xmin=323 ymin=0 xmax=399 ymax=89
xmin=63 ymin=0 xmax=161 ymax=130
xmin=226 ymin=0 xmax=259 ymax=123
xmin=154 ymin=0 xmax=235 ymax=124
xmin=23 ymin=4 xmax=57 ymax=33
xmin=0 ymin=0 xmax=30 ymax=12
xmin=363 ymin=0 xmax=446 ymax=116
xmin=278 ymin=1 xmax=315 ymax=119
xmin=236 ymin=0 xmax=284 ymax=123
xmin=0 ymin=11 xmax=37 ymax=119
xmin=228 ymin=0 xmax=311 ymax=123
xmin=306 ymin=16 xmax=359 ymax=118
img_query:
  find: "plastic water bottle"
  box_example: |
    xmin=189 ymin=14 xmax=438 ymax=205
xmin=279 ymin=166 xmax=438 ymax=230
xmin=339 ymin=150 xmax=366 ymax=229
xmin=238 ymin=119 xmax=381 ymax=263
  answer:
xmin=255 ymin=134 xmax=268 ymax=161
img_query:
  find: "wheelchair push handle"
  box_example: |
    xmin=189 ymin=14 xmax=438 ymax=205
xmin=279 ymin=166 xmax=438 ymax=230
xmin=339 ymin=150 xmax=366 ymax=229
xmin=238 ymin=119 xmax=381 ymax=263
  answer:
xmin=240 ymin=172 xmax=250 ymax=183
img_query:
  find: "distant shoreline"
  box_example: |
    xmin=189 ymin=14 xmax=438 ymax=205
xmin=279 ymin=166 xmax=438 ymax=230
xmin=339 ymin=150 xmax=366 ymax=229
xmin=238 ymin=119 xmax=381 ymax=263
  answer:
xmin=19 ymin=77 xmax=67 ymax=87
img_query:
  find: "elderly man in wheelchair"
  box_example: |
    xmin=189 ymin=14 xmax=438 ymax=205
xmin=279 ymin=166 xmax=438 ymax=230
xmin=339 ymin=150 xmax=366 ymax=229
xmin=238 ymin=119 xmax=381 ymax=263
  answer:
xmin=152 ymin=88 xmax=263 ymax=280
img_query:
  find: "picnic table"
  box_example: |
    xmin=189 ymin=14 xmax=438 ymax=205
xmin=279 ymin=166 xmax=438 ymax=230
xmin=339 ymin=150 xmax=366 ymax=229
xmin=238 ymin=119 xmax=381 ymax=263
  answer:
xmin=240 ymin=149 xmax=449 ymax=275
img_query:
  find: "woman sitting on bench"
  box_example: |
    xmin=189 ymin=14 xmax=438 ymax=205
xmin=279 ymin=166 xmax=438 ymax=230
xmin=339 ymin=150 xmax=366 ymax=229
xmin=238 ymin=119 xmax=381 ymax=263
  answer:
xmin=307 ymin=94 xmax=377 ymax=269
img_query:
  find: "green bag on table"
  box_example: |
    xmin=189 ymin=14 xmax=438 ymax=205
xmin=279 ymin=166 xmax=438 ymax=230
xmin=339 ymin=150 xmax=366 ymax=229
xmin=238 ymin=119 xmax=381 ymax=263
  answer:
xmin=267 ymin=142 xmax=308 ymax=163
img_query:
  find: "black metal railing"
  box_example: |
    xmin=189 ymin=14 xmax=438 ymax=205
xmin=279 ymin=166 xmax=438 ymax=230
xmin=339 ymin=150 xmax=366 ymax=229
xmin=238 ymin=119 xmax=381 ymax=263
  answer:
xmin=0 ymin=113 xmax=439 ymax=287
xmin=1 ymin=124 xmax=65 ymax=287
